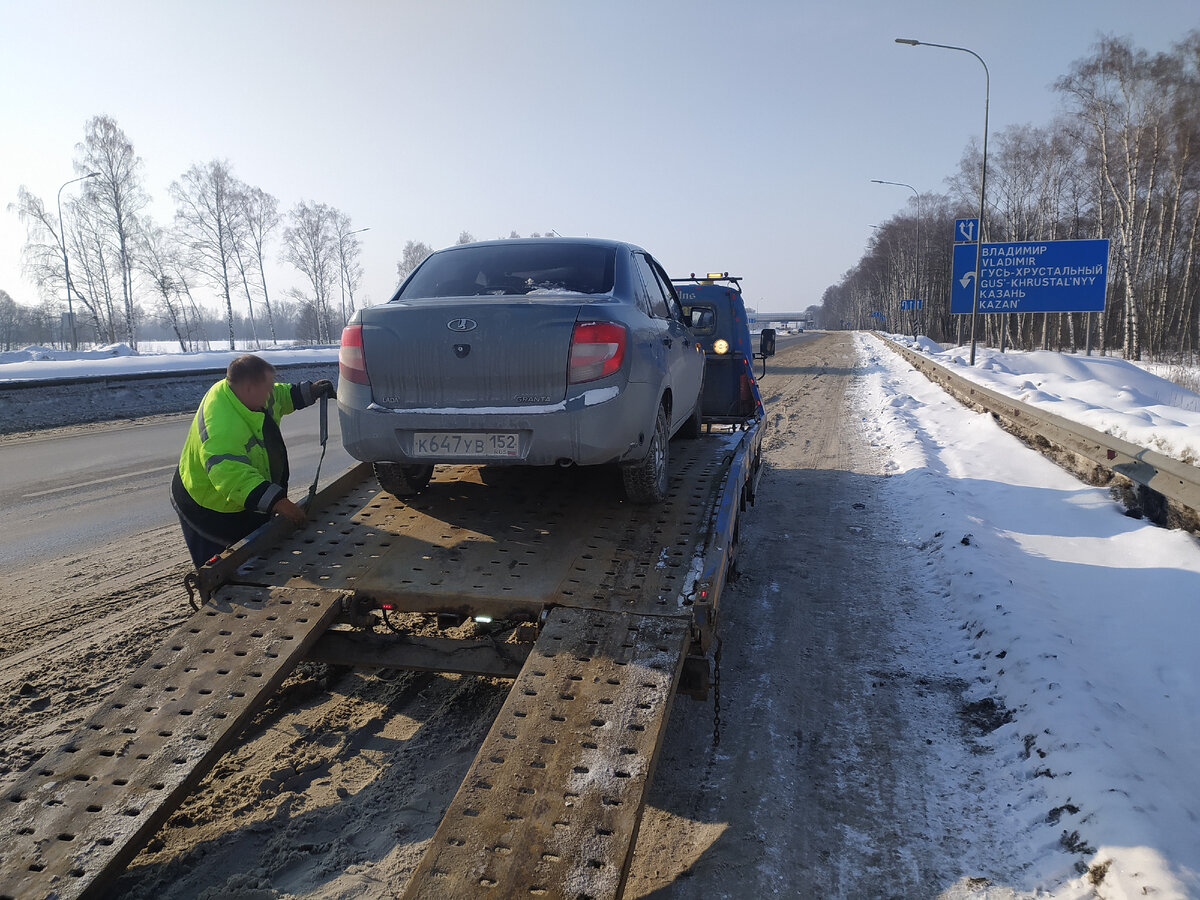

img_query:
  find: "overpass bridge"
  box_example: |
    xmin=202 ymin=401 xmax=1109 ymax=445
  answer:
xmin=748 ymin=312 xmax=815 ymax=329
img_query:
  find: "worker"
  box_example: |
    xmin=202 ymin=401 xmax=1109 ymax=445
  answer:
xmin=171 ymin=353 xmax=336 ymax=568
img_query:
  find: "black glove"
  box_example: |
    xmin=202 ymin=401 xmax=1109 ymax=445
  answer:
xmin=313 ymin=379 xmax=337 ymax=400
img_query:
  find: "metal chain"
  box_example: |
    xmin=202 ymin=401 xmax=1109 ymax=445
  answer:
xmin=183 ymin=572 xmax=200 ymax=612
xmin=712 ymin=636 xmax=723 ymax=748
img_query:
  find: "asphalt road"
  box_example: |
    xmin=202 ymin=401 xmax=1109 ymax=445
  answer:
xmin=0 ymin=409 xmax=356 ymax=576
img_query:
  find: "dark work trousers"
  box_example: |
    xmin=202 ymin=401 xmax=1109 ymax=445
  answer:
xmin=177 ymin=517 xmax=228 ymax=569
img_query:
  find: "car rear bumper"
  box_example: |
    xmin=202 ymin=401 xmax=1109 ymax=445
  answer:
xmin=338 ymin=380 xmax=658 ymax=467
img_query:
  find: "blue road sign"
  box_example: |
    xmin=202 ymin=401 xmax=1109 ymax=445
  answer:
xmin=955 ymin=218 xmax=979 ymax=243
xmin=899 ymin=299 xmax=923 ymax=310
xmin=951 ymin=239 xmax=1110 ymax=314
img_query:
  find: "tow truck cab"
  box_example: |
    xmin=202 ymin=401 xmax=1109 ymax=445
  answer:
xmin=672 ymin=273 xmax=771 ymax=425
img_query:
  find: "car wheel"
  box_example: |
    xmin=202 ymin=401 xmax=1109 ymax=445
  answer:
xmin=621 ymin=404 xmax=669 ymax=504
xmin=678 ymin=372 xmax=704 ymax=439
xmin=374 ymin=462 xmax=434 ymax=498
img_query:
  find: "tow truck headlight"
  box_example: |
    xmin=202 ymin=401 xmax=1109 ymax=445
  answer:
xmin=713 ymin=339 xmax=729 ymax=355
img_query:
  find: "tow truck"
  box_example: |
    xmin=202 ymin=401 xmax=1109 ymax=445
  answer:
xmin=673 ymin=272 xmax=775 ymax=422
xmin=0 ymin=273 xmax=771 ymax=900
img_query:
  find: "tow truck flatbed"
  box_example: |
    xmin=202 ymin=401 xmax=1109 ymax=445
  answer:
xmin=2 ymin=419 xmax=762 ymax=899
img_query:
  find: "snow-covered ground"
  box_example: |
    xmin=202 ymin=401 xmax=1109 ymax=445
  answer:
xmin=857 ymin=332 xmax=1200 ymax=897
xmin=0 ymin=343 xmax=339 ymax=382
xmin=884 ymin=334 xmax=1200 ymax=466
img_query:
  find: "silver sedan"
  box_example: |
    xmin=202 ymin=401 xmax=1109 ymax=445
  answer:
xmin=337 ymin=238 xmax=704 ymax=504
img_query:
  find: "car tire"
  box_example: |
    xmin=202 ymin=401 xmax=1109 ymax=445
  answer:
xmin=621 ymin=404 xmax=669 ymax=505
xmin=678 ymin=373 xmax=704 ymax=439
xmin=374 ymin=462 xmax=434 ymax=498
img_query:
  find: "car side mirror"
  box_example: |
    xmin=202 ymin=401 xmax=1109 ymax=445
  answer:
xmin=760 ymin=329 xmax=776 ymax=357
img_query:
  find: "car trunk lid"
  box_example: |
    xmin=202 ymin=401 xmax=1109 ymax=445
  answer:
xmin=360 ymin=299 xmax=586 ymax=408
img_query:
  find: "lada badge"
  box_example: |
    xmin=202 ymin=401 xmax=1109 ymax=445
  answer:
xmin=447 ymin=318 xmax=477 ymax=332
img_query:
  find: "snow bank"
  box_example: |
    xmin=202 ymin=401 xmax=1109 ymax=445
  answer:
xmin=857 ymin=332 xmax=1200 ymax=897
xmin=0 ymin=343 xmax=136 ymax=364
xmin=884 ymin=334 xmax=1200 ymax=465
xmin=0 ymin=345 xmax=339 ymax=383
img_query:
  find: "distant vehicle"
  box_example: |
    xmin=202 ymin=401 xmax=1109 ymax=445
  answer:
xmin=338 ymin=238 xmax=705 ymax=504
xmin=672 ymin=273 xmax=768 ymax=424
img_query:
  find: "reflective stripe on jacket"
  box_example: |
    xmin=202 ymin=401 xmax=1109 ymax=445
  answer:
xmin=177 ymin=379 xmax=309 ymax=514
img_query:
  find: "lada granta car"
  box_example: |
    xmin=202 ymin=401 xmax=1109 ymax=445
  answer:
xmin=338 ymin=238 xmax=704 ymax=504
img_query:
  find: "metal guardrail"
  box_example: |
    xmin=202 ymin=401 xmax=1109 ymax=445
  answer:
xmin=878 ymin=336 xmax=1200 ymax=520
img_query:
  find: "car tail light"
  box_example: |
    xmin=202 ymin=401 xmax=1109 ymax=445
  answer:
xmin=339 ymin=324 xmax=369 ymax=385
xmin=568 ymin=321 xmax=626 ymax=384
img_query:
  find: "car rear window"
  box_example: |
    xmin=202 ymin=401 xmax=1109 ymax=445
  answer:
xmin=398 ymin=243 xmax=616 ymax=299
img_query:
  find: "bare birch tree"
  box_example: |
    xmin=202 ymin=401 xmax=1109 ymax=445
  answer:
xmin=237 ymin=185 xmax=282 ymax=343
xmin=282 ymin=201 xmax=339 ymax=343
xmin=333 ymin=210 xmax=365 ymax=328
xmin=75 ymin=116 xmax=147 ymax=347
xmin=1056 ymin=36 xmax=1170 ymax=360
xmin=171 ymin=160 xmax=241 ymax=349
xmin=138 ymin=223 xmax=195 ymax=351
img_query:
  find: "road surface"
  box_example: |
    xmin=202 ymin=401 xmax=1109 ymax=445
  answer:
xmin=0 ymin=409 xmax=355 ymax=575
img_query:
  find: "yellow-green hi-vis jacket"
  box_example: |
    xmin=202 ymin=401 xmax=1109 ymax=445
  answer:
xmin=177 ymin=379 xmax=305 ymax=515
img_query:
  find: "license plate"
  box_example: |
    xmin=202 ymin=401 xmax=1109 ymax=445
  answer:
xmin=412 ymin=432 xmax=521 ymax=458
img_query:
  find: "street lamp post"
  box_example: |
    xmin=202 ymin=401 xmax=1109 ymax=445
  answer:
xmin=57 ymin=172 xmax=101 ymax=350
xmin=896 ymin=37 xmax=990 ymax=364
xmin=871 ymin=179 xmax=921 ymax=337
xmin=338 ymin=227 xmax=370 ymax=330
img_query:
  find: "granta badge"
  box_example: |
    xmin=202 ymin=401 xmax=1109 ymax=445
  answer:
xmin=447 ymin=318 xmax=477 ymax=332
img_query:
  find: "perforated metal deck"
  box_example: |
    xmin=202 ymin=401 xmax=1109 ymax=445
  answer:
xmin=402 ymin=606 xmax=689 ymax=900
xmin=226 ymin=433 xmax=743 ymax=619
xmin=1 ymin=425 xmax=759 ymax=899
xmin=0 ymin=585 xmax=343 ymax=900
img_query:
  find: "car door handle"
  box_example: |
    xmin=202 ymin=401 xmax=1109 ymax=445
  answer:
xmin=663 ymin=338 xmax=673 ymax=348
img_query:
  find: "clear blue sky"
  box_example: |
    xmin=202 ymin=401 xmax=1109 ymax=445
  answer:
xmin=2 ymin=0 xmax=1196 ymax=318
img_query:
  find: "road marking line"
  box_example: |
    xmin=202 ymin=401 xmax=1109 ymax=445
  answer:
xmin=23 ymin=463 xmax=178 ymax=499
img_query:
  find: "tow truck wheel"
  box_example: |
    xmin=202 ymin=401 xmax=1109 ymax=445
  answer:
xmin=622 ymin=405 xmax=669 ymax=505
xmin=374 ymin=462 xmax=434 ymax=498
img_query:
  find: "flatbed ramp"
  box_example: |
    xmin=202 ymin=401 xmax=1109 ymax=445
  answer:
xmin=0 ymin=585 xmax=343 ymax=900
xmin=404 ymin=606 xmax=689 ymax=900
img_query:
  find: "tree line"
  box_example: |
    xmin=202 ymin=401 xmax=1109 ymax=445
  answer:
xmin=5 ymin=114 xmax=566 ymax=354
xmin=0 ymin=286 xmax=322 ymax=353
xmin=7 ymin=115 xmax=366 ymax=351
xmin=819 ymin=32 xmax=1200 ymax=360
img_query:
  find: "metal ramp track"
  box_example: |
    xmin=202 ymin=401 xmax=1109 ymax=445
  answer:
xmin=403 ymin=606 xmax=689 ymax=900
xmin=0 ymin=585 xmax=343 ymax=900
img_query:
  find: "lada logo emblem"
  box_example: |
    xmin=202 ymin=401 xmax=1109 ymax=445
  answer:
xmin=447 ymin=318 xmax=477 ymax=332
